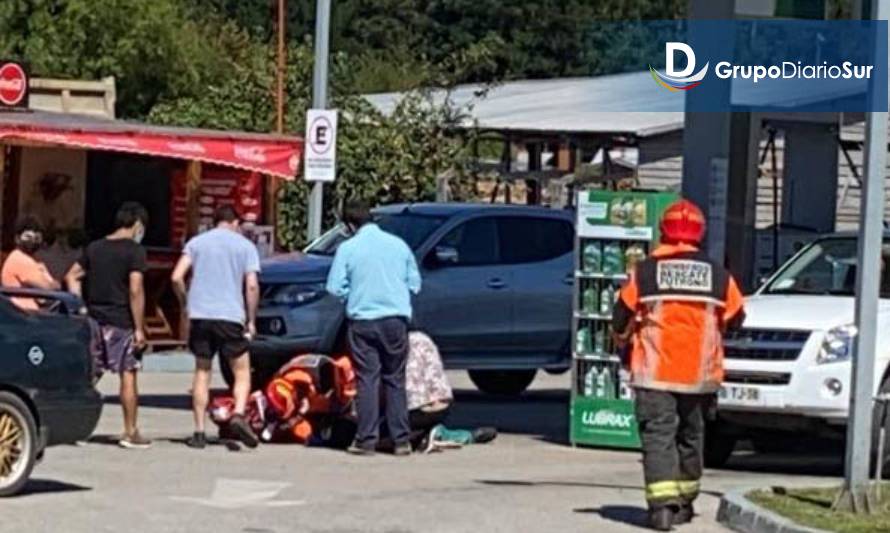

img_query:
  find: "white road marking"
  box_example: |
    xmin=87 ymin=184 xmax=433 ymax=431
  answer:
xmin=170 ymin=478 xmax=306 ymax=509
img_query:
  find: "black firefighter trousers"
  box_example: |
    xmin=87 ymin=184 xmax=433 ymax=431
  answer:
xmin=634 ymin=388 xmax=714 ymax=510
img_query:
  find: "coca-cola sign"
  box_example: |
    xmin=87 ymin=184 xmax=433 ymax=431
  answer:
xmin=0 ymin=62 xmax=28 ymax=109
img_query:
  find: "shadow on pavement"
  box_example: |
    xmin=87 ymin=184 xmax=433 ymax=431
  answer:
xmin=15 ymin=479 xmax=91 ymax=497
xmin=103 ymin=390 xmax=230 ymax=411
xmin=575 ymin=505 xmax=650 ymax=529
xmin=478 ymin=479 xmax=723 ymax=499
xmin=718 ymin=450 xmax=843 ymax=478
xmin=449 ymin=387 xmax=569 ymax=444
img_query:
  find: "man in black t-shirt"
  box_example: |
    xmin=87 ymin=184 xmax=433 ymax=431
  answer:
xmin=66 ymin=202 xmax=150 ymax=449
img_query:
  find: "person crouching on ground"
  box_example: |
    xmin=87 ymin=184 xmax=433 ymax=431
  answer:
xmin=397 ymin=329 xmax=497 ymax=452
xmin=171 ymin=205 xmax=261 ymax=450
xmin=612 ymin=199 xmax=745 ymax=531
xmin=2 ymin=216 xmax=60 ymax=311
xmin=66 ymin=203 xmax=150 ymax=449
xmin=326 ymin=200 xmax=421 ymax=456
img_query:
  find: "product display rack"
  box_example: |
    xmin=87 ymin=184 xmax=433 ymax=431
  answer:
xmin=569 ymin=189 xmax=677 ymax=449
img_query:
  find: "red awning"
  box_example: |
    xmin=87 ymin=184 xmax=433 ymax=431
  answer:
xmin=0 ymin=111 xmax=303 ymax=180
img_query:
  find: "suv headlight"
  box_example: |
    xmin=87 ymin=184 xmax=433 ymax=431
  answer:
xmin=817 ymin=324 xmax=858 ymax=364
xmin=270 ymin=283 xmax=326 ymax=307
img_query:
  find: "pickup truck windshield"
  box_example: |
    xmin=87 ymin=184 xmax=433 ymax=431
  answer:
xmin=306 ymin=214 xmax=446 ymax=256
xmin=765 ymin=238 xmax=890 ymax=297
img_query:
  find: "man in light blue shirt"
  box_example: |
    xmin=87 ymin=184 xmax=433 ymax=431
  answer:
xmin=326 ymin=200 xmax=421 ymax=456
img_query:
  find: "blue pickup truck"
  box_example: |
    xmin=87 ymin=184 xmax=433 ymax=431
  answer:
xmin=243 ymin=203 xmax=575 ymax=395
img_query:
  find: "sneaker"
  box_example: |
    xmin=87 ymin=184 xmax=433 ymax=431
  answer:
xmin=648 ymin=507 xmax=675 ymax=532
xmin=673 ymin=504 xmax=694 ymax=525
xmin=186 ymin=432 xmax=207 ymax=449
xmin=229 ymin=415 xmax=259 ymax=449
xmin=420 ymin=427 xmax=443 ymax=454
xmin=393 ymin=442 xmax=412 ymax=457
xmin=347 ymin=441 xmax=376 ymax=456
xmin=471 ymin=427 xmax=498 ymax=444
xmin=119 ymin=431 xmax=152 ymax=450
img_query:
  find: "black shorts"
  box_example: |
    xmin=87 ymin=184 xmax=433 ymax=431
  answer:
xmin=189 ymin=320 xmax=249 ymax=360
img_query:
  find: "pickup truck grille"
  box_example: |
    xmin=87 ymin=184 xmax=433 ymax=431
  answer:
xmin=725 ymin=370 xmax=792 ymax=386
xmin=723 ymin=328 xmax=811 ymax=361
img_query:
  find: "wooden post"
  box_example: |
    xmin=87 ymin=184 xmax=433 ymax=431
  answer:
xmin=185 ymin=161 xmax=201 ymax=238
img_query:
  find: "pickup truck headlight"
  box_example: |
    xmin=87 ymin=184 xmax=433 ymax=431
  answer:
xmin=270 ymin=283 xmax=326 ymax=307
xmin=817 ymin=324 xmax=858 ymax=364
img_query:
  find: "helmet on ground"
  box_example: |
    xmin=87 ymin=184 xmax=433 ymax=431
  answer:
xmin=660 ymin=199 xmax=706 ymax=245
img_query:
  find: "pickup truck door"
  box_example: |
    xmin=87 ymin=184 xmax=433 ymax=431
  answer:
xmin=497 ymin=216 xmax=574 ymax=360
xmin=414 ymin=216 xmax=513 ymax=361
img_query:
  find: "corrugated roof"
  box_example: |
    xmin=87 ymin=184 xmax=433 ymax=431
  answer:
xmin=364 ymin=72 xmax=685 ymax=139
xmin=365 ymin=71 xmax=876 ymax=140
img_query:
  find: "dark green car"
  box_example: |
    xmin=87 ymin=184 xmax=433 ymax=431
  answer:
xmin=0 ymin=288 xmax=102 ymax=496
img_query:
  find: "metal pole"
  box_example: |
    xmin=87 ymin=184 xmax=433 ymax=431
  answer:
xmin=275 ymin=0 xmax=286 ymax=134
xmin=840 ymin=0 xmax=888 ymax=512
xmin=307 ymin=0 xmax=331 ymax=243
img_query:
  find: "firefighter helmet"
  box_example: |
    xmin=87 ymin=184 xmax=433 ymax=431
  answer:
xmin=660 ymin=199 xmax=706 ymax=244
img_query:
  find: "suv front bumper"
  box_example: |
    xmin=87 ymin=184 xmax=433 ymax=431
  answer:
xmin=720 ymin=330 xmax=851 ymax=422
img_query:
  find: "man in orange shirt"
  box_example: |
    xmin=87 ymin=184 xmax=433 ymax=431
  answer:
xmin=1 ymin=217 xmax=59 ymax=311
xmin=613 ymin=200 xmax=745 ymax=531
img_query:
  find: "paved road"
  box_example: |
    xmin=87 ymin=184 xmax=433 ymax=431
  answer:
xmin=4 ymin=368 xmax=841 ymax=533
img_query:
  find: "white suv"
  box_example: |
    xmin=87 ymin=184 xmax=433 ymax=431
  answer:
xmin=708 ymin=234 xmax=890 ymax=468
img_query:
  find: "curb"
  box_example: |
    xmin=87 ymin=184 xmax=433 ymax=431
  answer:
xmin=717 ymin=488 xmax=832 ymax=533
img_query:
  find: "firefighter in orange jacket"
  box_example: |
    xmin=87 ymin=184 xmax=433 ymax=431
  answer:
xmin=612 ymin=199 xmax=745 ymax=531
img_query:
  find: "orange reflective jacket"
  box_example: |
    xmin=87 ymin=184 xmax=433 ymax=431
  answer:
xmin=615 ymin=244 xmax=745 ymax=394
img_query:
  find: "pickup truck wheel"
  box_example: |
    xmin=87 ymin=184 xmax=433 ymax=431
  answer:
xmin=468 ymin=370 xmax=537 ymax=396
xmin=0 ymin=392 xmax=37 ymax=497
xmin=704 ymin=421 xmax=736 ymax=469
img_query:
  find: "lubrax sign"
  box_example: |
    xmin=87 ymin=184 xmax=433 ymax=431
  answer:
xmin=0 ymin=61 xmax=29 ymax=110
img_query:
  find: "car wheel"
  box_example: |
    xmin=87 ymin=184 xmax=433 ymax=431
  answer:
xmin=544 ymin=367 xmax=570 ymax=376
xmin=0 ymin=392 xmax=38 ymax=497
xmin=468 ymin=370 xmax=537 ymax=396
xmin=704 ymin=421 xmax=736 ymax=469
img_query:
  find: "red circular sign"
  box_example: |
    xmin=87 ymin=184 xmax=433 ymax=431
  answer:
xmin=0 ymin=63 xmax=27 ymax=107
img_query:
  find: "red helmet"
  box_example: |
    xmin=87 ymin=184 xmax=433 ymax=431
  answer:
xmin=660 ymin=199 xmax=706 ymax=244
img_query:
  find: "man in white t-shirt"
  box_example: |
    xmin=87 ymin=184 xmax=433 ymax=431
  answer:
xmin=172 ymin=205 xmax=261 ymax=450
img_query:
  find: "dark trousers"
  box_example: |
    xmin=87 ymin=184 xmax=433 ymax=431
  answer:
xmin=347 ymin=317 xmax=410 ymax=448
xmin=635 ymin=388 xmax=712 ymax=509
xmin=377 ymin=405 xmax=452 ymax=451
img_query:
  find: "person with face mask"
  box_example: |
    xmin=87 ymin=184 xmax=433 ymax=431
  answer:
xmin=66 ymin=202 xmax=150 ymax=449
xmin=1 ymin=216 xmax=60 ymax=311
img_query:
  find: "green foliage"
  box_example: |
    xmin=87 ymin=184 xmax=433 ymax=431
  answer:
xmin=150 ymin=40 xmax=492 ymax=250
xmin=191 ymin=0 xmax=688 ymax=91
xmin=0 ymin=0 xmax=253 ymax=117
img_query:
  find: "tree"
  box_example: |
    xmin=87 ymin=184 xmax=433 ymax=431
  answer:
xmin=187 ymin=0 xmax=688 ymax=91
xmin=0 ymin=0 xmax=252 ymax=117
xmin=149 ymin=40 xmax=496 ymax=250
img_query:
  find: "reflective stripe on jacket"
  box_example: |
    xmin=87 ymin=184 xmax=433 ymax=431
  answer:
xmin=615 ymin=243 xmax=745 ymax=394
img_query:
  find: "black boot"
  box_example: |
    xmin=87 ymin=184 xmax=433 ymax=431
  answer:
xmin=674 ymin=503 xmax=694 ymax=525
xmin=648 ymin=507 xmax=675 ymax=531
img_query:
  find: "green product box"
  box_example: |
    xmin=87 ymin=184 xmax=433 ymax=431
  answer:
xmin=570 ymin=396 xmax=641 ymax=449
xmin=576 ymin=190 xmax=677 ymax=242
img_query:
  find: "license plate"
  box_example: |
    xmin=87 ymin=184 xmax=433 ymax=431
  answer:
xmin=719 ymin=385 xmax=761 ymax=403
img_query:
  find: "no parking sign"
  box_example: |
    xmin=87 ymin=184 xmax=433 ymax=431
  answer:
xmin=304 ymin=109 xmax=338 ymax=182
